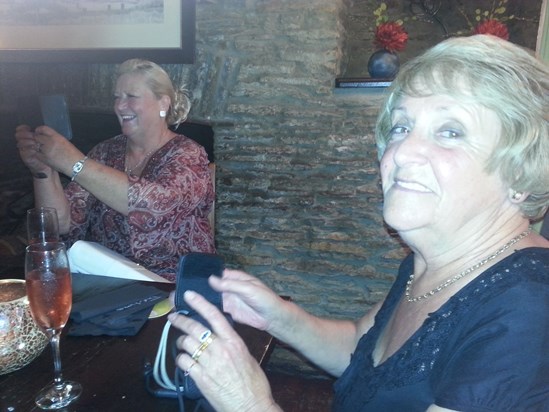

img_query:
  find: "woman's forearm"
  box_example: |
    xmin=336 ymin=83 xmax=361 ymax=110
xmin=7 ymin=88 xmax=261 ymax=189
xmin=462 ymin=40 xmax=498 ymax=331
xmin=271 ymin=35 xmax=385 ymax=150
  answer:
xmin=267 ymin=299 xmax=360 ymax=377
xmin=68 ymin=158 xmax=130 ymax=215
xmin=32 ymin=171 xmax=72 ymax=234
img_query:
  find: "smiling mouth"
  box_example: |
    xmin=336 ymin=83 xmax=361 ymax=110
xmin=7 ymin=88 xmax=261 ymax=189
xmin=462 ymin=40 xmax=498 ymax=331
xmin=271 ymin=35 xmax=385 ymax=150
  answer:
xmin=394 ymin=179 xmax=431 ymax=193
xmin=121 ymin=115 xmax=136 ymax=122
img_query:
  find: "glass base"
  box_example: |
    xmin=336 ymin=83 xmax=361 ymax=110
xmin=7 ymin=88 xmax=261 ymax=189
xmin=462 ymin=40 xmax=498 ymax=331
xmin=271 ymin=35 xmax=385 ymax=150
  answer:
xmin=35 ymin=380 xmax=82 ymax=410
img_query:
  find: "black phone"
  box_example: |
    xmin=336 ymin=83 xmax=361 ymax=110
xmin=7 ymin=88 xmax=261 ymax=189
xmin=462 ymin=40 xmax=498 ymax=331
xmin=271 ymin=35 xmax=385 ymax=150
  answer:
xmin=40 ymin=95 xmax=73 ymax=140
xmin=144 ymin=252 xmax=226 ymax=403
xmin=174 ymin=252 xmax=225 ymax=317
xmin=17 ymin=94 xmax=73 ymax=140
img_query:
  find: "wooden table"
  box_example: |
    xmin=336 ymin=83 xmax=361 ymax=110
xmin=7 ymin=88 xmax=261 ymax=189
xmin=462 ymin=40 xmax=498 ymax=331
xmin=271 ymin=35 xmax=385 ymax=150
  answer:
xmin=0 ymin=278 xmax=274 ymax=412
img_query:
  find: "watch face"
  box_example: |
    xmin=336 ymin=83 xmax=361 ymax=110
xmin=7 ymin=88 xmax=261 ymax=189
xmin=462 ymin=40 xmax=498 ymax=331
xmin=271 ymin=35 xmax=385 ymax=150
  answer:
xmin=73 ymin=162 xmax=83 ymax=173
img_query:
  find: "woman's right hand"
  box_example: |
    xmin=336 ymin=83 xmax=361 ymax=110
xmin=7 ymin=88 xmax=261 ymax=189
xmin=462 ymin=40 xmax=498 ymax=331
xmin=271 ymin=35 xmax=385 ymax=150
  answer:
xmin=15 ymin=125 xmax=52 ymax=176
xmin=209 ymin=269 xmax=287 ymax=334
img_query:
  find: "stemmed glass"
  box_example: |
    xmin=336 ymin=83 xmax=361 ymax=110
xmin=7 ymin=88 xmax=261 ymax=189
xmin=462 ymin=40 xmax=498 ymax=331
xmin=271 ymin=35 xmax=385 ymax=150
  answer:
xmin=25 ymin=241 xmax=82 ymax=409
xmin=26 ymin=207 xmax=60 ymax=245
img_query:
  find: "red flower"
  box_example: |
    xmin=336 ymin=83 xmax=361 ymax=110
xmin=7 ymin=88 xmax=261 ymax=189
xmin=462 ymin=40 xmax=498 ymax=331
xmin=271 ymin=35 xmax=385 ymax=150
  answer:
xmin=374 ymin=22 xmax=408 ymax=52
xmin=473 ymin=19 xmax=509 ymax=40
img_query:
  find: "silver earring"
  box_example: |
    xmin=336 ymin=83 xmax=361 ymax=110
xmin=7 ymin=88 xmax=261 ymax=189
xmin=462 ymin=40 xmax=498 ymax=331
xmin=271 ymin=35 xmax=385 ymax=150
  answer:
xmin=511 ymin=190 xmax=523 ymax=201
xmin=160 ymin=110 xmax=166 ymax=118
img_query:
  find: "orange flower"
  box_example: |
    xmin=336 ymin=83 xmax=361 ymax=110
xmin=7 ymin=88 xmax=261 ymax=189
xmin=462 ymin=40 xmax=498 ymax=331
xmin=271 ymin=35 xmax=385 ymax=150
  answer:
xmin=374 ymin=22 xmax=408 ymax=52
xmin=473 ymin=19 xmax=509 ymax=40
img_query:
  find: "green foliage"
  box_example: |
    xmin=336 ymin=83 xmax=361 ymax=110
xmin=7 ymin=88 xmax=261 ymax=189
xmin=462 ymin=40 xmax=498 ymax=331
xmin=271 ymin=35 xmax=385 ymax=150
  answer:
xmin=470 ymin=0 xmax=515 ymax=26
xmin=372 ymin=2 xmax=404 ymax=27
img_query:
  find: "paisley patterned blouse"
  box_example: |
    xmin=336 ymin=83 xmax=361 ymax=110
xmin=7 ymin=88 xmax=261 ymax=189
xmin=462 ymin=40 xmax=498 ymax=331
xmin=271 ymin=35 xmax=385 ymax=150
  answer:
xmin=63 ymin=134 xmax=215 ymax=282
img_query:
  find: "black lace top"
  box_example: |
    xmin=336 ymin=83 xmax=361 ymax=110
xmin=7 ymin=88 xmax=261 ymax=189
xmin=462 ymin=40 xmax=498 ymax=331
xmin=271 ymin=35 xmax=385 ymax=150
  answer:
xmin=332 ymin=248 xmax=549 ymax=412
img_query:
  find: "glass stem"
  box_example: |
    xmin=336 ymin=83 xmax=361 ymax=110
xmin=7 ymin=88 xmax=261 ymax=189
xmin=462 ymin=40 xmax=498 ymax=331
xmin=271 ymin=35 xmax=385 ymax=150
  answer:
xmin=49 ymin=331 xmax=64 ymax=389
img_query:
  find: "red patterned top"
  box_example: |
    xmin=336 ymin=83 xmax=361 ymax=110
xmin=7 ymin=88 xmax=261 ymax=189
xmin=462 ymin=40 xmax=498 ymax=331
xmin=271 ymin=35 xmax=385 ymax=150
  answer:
xmin=63 ymin=134 xmax=215 ymax=282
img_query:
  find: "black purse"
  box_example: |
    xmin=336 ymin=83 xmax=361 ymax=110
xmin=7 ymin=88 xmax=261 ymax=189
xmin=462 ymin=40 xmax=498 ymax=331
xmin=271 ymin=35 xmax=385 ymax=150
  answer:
xmin=144 ymin=252 xmax=228 ymax=412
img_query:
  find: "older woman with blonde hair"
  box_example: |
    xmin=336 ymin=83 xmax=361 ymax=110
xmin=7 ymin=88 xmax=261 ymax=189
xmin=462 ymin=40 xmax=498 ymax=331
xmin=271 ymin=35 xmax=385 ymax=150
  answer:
xmin=168 ymin=35 xmax=549 ymax=411
xmin=16 ymin=59 xmax=215 ymax=281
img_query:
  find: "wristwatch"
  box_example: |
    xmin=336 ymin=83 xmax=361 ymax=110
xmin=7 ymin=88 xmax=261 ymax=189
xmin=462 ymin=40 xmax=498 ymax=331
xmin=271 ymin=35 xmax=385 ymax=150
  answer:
xmin=71 ymin=156 xmax=88 ymax=181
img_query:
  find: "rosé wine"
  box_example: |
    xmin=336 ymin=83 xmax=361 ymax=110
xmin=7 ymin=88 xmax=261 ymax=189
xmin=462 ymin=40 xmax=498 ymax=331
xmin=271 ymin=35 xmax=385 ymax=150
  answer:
xmin=26 ymin=268 xmax=72 ymax=332
xmin=24 ymin=241 xmax=81 ymax=408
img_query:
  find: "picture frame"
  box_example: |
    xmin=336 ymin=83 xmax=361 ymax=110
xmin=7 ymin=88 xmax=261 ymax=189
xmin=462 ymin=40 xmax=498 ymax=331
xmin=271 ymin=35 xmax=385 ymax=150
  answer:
xmin=0 ymin=0 xmax=195 ymax=64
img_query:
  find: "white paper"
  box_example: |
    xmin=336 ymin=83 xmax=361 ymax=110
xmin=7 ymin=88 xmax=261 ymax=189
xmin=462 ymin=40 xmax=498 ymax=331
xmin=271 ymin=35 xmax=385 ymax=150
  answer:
xmin=68 ymin=240 xmax=172 ymax=283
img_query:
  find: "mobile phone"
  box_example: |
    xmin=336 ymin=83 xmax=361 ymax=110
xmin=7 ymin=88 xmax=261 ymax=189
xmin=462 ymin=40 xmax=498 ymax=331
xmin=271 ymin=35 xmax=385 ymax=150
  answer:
xmin=39 ymin=95 xmax=73 ymax=140
xmin=174 ymin=253 xmax=225 ymax=316
xmin=17 ymin=94 xmax=73 ymax=140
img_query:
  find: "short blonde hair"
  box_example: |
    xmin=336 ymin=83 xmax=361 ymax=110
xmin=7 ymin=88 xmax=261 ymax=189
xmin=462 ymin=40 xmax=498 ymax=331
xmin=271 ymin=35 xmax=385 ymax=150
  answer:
xmin=376 ymin=35 xmax=549 ymax=220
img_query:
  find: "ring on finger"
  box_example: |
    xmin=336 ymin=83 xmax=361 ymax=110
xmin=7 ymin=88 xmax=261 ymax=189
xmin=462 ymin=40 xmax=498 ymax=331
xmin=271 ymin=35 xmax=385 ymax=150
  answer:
xmin=191 ymin=335 xmax=215 ymax=361
xmin=184 ymin=361 xmax=197 ymax=376
xmin=199 ymin=329 xmax=212 ymax=343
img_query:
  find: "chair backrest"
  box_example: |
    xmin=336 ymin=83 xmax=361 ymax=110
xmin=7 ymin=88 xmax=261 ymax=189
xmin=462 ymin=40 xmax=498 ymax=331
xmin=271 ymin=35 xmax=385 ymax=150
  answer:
xmin=208 ymin=163 xmax=216 ymax=236
xmin=541 ymin=210 xmax=549 ymax=240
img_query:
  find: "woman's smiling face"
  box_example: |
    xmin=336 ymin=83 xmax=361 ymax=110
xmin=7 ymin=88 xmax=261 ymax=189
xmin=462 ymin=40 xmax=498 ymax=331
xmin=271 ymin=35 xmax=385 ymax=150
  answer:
xmin=380 ymin=93 xmax=508 ymax=236
xmin=113 ymin=73 xmax=165 ymax=137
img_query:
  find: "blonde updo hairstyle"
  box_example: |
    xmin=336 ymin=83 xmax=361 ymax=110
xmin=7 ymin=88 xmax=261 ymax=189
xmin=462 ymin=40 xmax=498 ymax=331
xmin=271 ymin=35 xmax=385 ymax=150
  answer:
xmin=116 ymin=58 xmax=191 ymax=128
xmin=375 ymin=35 xmax=549 ymax=220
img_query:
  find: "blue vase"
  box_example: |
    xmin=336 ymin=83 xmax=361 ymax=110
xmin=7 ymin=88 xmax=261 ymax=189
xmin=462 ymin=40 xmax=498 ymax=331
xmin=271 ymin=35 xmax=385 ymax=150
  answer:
xmin=367 ymin=49 xmax=400 ymax=79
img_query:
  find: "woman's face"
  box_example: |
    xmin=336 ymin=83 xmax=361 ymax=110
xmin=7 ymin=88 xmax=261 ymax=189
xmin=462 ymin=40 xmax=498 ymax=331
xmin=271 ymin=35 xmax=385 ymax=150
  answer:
xmin=114 ymin=73 xmax=166 ymax=137
xmin=380 ymin=93 xmax=508 ymax=236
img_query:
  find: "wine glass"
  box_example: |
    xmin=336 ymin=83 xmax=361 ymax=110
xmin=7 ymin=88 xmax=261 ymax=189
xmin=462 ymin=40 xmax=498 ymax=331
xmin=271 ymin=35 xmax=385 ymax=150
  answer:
xmin=25 ymin=241 xmax=82 ymax=410
xmin=27 ymin=207 xmax=60 ymax=245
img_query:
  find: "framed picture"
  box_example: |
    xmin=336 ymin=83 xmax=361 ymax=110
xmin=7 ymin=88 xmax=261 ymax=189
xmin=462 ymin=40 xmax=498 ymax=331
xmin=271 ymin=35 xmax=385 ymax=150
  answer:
xmin=0 ymin=0 xmax=195 ymax=63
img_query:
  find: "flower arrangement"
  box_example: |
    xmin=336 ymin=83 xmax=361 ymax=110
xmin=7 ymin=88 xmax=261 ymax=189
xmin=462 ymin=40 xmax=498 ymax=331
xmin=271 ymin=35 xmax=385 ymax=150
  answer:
xmin=372 ymin=3 xmax=408 ymax=53
xmin=473 ymin=19 xmax=509 ymax=40
xmin=459 ymin=0 xmax=513 ymax=40
xmin=374 ymin=22 xmax=408 ymax=52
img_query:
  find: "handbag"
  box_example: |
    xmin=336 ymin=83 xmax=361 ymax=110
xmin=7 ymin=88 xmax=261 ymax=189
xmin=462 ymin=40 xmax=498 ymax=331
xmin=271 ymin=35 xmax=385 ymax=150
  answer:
xmin=144 ymin=252 xmax=228 ymax=412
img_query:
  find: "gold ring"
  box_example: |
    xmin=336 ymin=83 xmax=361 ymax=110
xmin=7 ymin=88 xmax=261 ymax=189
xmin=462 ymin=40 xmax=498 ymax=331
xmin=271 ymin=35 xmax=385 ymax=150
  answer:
xmin=191 ymin=335 xmax=215 ymax=361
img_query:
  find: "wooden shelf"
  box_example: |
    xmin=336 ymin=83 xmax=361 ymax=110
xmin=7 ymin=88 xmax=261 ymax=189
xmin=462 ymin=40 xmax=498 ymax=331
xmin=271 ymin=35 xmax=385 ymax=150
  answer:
xmin=335 ymin=77 xmax=392 ymax=88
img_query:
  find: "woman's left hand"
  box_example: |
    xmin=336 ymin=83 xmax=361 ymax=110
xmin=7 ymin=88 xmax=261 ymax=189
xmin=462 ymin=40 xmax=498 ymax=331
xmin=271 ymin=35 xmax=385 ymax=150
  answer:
xmin=169 ymin=290 xmax=281 ymax=412
xmin=33 ymin=125 xmax=83 ymax=174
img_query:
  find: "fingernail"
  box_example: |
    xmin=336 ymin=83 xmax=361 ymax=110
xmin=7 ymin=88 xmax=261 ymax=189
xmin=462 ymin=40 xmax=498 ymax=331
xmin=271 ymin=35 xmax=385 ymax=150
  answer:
xmin=185 ymin=290 xmax=197 ymax=300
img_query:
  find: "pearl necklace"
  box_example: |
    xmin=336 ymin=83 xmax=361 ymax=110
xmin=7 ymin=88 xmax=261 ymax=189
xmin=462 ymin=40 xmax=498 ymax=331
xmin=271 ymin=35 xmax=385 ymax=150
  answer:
xmin=405 ymin=228 xmax=531 ymax=303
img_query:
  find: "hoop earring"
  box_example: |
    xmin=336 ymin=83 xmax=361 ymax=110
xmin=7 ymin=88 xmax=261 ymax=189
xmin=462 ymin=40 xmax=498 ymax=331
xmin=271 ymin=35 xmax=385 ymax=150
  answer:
xmin=159 ymin=110 xmax=167 ymax=118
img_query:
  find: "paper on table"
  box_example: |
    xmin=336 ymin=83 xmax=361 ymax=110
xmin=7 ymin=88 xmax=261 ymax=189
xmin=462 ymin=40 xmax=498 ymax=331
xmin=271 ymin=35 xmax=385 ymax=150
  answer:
xmin=68 ymin=240 xmax=172 ymax=283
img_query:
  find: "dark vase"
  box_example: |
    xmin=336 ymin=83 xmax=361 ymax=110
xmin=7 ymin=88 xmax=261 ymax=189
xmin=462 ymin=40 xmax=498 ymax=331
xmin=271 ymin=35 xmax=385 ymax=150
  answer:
xmin=367 ymin=49 xmax=400 ymax=79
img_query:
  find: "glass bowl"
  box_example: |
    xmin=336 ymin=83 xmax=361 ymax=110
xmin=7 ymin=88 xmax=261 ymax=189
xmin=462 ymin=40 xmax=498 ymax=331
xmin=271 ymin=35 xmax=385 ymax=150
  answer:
xmin=0 ymin=279 xmax=48 ymax=375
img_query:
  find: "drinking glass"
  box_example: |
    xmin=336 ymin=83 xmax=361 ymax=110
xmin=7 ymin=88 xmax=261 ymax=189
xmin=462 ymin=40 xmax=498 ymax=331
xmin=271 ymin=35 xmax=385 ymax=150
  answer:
xmin=27 ymin=207 xmax=60 ymax=245
xmin=25 ymin=241 xmax=82 ymax=410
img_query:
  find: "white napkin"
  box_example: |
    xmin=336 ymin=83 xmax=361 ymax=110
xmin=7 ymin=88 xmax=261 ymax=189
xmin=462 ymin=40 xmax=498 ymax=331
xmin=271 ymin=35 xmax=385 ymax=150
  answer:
xmin=68 ymin=240 xmax=171 ymax=283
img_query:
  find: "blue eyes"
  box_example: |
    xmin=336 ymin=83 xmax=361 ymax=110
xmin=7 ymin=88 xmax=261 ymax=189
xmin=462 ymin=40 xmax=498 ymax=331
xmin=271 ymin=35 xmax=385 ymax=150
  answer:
xmin=389 ymin=125 xmax=409 ymax=136
xmin=388 ymin=125 xmax=463 ymax=141
xmin=439 ymin=129 xmax=461 ymax=139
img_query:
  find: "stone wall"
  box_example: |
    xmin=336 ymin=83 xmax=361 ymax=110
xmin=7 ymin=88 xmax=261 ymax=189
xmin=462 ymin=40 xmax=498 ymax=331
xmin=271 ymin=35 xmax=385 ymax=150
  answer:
xmin=0 ymin=0 xmax=408 ymax=375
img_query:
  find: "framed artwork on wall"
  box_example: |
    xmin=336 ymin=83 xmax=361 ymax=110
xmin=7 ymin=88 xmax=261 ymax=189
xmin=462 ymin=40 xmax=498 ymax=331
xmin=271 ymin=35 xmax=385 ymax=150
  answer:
xmin=0 ymin=0 xmax=195 ymax=63
xmin=340 ymin=0 xmax=545 ymax=83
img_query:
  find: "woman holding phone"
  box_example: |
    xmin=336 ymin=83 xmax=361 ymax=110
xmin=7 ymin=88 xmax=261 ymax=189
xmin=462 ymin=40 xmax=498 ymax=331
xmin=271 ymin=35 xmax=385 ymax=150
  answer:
xmin=15 ymin=59 xmax=215 ymax=282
